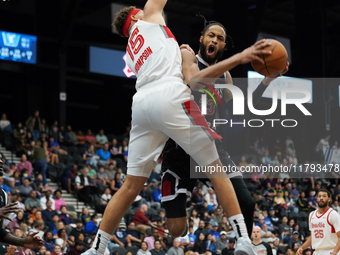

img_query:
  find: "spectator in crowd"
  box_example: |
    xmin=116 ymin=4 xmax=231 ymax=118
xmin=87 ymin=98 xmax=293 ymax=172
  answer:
xmin=151 ymin=183 xmax=161 ymax=209
xmin=190 ymin=209 xmax=200 ymax=231
xmin=261 ymin=224 xmax=275 ymax=243
xmin=288 ymin=231 xmax=302 ymax=248
xmin=100 ymin=187 xmax=112 ymax=206
xmin=96 ymin=143 xmax=111 ymax=165
xmin=42 ymin=200 xmax=56 ymax=231
xmin=40 ymin=119 xmax=49 ymax=137
xmin=96 ymin=129 xmax=108 ymax=145
xmin=54 ymin=189 xmax=67 ymax=211
xmin=137 ymin=242 xmax=152 ymax=255
xmin=168 ymin=238 xmax=184 ymax=255
xmin=70 ymin=219 xmax=86 ymax=241
xmin=59 ymin=205 xmax=73 ymax=226
xmin=332 ymin=200 xmax=340 ymax=213
xmin=55 ymin=228 xmax=71 ymax=254
xmin=49 ymin=120 xmax=59 ymax=142
xmin=85 ymin=214 xmax=99 ymax=234
xmin=194 ymin=220 xmax=208 ymax=238
xmin=186 ymin=226 xmax=196 ymax=249
xmin=307 ymin=191 xmax=317 ymax=210
xmin=204 ymin=188 xmax=218 ymax=210
xmin=212 ymin=208 xmax=223 ymax=224
xmin=81 ymin=207 xmax=91 ymax=226
xmin=26 ymin=110 xmax=41 ymax=141
xmin=109 ymin=222 xmax=128 ymax=248
xmin=33 ymin=140 xmax=48 ymax=186
xmin=105 ymin=162 xmax=117 ymax=184
xmin=97 ymin=165 xmax=109 ymax=187
xmin=75 ymin=167 xmax=95 ymax=205
xmin=297 ymin=191 xmax=309 ymax=212
xmin=251 ymin=226 xmax=273 ymax=255
xmin=85 ymin=129 xmax=99 ymax=148
xmin=49 ymin=214 xmax=60 ymax=234
xmin=0 ymin=113 xmax=12 ymax=133
xmin=49 ymin=136 xmax=68 ymax=155
xmin=210 ymin=221 xmax=220 ymax=241
xmin=144 ymin=228 xmax=163 ymax=251
xmin=32 ymin=220 xmax=45 ymax=239
xmin=126 ymin=221 xmax=142 ymax=248
xmin=16 ymin=246 xmax=37 ymax=255
xmin=110 ymin=172 xmax=124 ymax=194
xmin=206 ymin=233 xmax=217 ymax=255
xmin=216 ymin=231 xmax=228 ymax=252
xmin=65 ymin=125 xmax=78 ymax=145
xmin=25 ymin=190 xmax=42 ymax=212
xmin=44 ymin=230 xmax=56 ymax=252
xmin=68 ymin=241 xmax=85 ymax=255
xmin=0 ymin=176 xmax=10 ymax=194
xmin=83 ymin=145 xmax=99 ymax=167
xmin=151 ymin=240 xmax=165 ymax=255
xmin=193 ymin=232 xmax=207 ymax=255
xmin=18 ymin=176 xmax=34 ymax=199
xmin=221 ymin=238 xmax=235 ymax=255
xmin=17 ymin=154 xmax=33 ymax=177
xmin=40 ymin=190 xmax=55 ymax=210
xmin=133 ymin=204 xmax=156 ymax=235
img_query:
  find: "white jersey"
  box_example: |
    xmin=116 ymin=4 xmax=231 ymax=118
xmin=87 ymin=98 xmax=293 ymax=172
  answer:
xmin=309 ymin=207 xmax=340 ymax=250
xmin=126 ymin=20 xmax=184 ymax=90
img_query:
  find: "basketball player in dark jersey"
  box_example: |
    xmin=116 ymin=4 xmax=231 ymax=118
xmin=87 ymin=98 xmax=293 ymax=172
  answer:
xmin=0 ymin=155 xmax=44 ymax=248
xmin=161 ymin=20 xmax=289 ymax=237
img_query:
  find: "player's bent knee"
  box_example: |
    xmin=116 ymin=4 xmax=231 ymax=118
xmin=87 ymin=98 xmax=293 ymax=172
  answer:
xmin=167 ymin=220 xmax=187 ymax=237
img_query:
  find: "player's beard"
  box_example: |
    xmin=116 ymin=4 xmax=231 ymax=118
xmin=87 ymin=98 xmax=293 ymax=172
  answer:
xmin=317 ymin=200 xmax=328 ymax=208
xmin=199 ymin=41 xmax=224 ymax=64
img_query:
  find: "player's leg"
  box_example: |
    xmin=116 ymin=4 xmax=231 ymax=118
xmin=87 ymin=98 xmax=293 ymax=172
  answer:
xmin=216 ymin=140 xmax=255 ymax=237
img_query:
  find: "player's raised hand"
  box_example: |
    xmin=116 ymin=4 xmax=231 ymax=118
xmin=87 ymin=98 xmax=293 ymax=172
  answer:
xmin=0 ymin=202 xmax=19 ymax=221
xmin=180 ymin=44 xmax=195 ymax=55
xmin=262 ymin=61 xmax=290 ymax=85
xmin=23 ymin=232 xmax=44 ymax=249
xmin=238 ymin=39 xmax=272 ymax=64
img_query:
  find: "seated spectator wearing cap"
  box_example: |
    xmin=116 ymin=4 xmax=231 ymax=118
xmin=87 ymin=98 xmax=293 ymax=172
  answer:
xmin=18 ymin=177 xmax=33 ymax=200
xmin=256 ymin=215 xmax=265 ymax=228
xmin=126 ymin=221 xmax=142 ymax=248
xmin=25 ymin=190 xmax=42 ymax=212
xmin=54 ymin=189 xmax=67 ymax=211
xmin=108 ymin=222 xmax=128 ymax=248
xmin=288 ymin=231 xmax=302 ymax=248
xmin=262 ymin=211 xmax=274 ymax=231
xmin=216 ymin=231 xmax=228 ymax=252
xmin=68 ymin=240 xmax=85 ymax=255
xmin=268 ymin=207 xmax=280 ymax=230
xmin=59 ymin=205 xmax=73 ymax=226
xmin=41 ymin=189 xmax=56 ymax=210
xmin=221 ymin=238 xmax=235 ymax=255
xmin=210 ymin=222 xmax=220 ymax=241
xmin=251 ymin=226 xmax=273 ymax=255
xmin=70 ymin=219 xmax=86 ymax=241
xmin=133 ymin=204 xmax=156 ymax=235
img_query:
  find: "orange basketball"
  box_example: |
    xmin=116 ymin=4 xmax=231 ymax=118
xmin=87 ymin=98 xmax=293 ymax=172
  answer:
xmin=251 ymin=39 xmax=288 ymax=77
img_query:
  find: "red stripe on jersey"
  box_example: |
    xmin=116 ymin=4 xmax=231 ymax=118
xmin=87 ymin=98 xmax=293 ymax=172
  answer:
xmin=326 ymin=209 xmax=336 ymax=233
xmin=315 ymin=207 xmax=331 ymax=219
xmin=183 ymin=100 xmax=222 ymax=140
xmin=163 ymin=26 xmax=177 ymax=42
xmin=162 ymin=180 xmax=172 ymax=197
xmin=310 ymin=210 xmax=316 ymax=222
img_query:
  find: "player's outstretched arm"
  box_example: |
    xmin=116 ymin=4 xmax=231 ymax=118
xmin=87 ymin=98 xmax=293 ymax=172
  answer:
xmin=331 ymin=231 xmax=340 ymax=255
xmin=186 ymin=39 xmax=272 ymax=91
xmin=144 ymin=0 xmax=167 ymax=25
xmin=297 ymin=236 xmax=311 ymax=255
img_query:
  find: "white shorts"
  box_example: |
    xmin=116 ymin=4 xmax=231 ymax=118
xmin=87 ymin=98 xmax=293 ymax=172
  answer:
xmin=314 ymin=249 xmax=340 ymax=255
xmin=127 ymin=77 xmax=221 ymax=178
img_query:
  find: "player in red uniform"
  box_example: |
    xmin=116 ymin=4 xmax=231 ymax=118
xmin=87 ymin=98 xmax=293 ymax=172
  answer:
xmin=298 ymin=189 xmax=340 ymax=255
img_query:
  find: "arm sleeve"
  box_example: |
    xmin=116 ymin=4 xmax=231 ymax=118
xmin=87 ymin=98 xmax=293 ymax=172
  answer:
xmin=0 ymin=228 xmax=9 ymax=242
xmin=329 ymin=210 xmax=340 ymax=233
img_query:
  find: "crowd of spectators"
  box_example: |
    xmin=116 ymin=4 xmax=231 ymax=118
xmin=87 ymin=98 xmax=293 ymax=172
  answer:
xmin=1 ymin=113 xmax=340 ymax=255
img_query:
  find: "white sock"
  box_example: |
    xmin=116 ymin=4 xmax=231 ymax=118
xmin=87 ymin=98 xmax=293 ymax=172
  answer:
xmin=228 ymin=214 xmax=250 ymax=241
xmin=91 ymin=229 xmax=112 ymax=254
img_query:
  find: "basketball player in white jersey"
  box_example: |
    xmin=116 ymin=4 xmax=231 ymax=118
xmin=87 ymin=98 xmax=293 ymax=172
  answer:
xmin=297 ymin=189 xmax=340 ymax=255
xmin=82 ymin=1 xmax=272 ymax=254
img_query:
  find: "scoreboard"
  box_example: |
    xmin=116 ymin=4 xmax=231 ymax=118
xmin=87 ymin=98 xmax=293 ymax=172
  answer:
xmin=0 ymin=30 xmax=37 ymax=64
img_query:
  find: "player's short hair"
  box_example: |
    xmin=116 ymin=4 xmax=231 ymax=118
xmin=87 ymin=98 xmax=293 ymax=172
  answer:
xmin=317 ymin=188 xmax=331 ymax=198
xmin=113 ymin=6 xmax=136 ymax=37
xmin=201 ymin=21 xmax=227 ymax=40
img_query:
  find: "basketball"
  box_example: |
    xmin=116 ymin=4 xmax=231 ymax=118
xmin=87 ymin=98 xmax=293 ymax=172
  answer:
xmin=251 ymin=39 xmax=288 ymax=77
